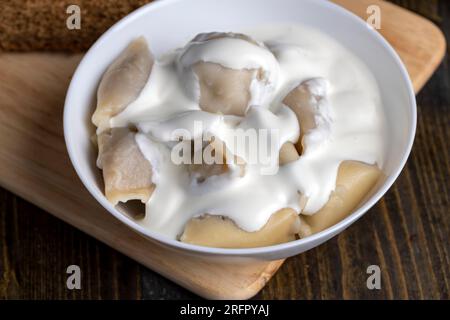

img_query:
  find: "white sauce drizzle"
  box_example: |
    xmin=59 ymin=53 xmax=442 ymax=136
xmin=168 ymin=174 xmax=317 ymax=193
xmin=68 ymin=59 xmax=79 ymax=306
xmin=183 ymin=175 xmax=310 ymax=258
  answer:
xmin=109 ymin=24 xmax=386 ymax=239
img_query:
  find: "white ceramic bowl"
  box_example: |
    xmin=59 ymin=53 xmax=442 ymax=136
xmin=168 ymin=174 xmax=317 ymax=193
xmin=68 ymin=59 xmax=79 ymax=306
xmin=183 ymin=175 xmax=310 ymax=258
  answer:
xmin=64 ymin=0 xmax=416 ymax=261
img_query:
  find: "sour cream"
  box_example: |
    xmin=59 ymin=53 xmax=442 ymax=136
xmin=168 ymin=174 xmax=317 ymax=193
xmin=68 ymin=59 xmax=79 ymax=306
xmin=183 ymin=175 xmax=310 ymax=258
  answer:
xmin=110 ymin=24 xmax=386 ymax=239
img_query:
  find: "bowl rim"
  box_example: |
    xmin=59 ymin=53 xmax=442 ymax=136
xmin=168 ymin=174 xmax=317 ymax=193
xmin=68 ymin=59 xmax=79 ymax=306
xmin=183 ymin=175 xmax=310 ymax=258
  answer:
xmin=64 ymin=0 xmax=417 ymax=256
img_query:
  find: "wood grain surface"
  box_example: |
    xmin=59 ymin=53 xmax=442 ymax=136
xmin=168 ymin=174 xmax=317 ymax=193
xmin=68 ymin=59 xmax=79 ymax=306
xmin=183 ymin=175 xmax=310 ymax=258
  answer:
xmin=0 ymin=0 xmax=448 ymax=299
xmin=0 ymin=52 xmax=287 ymax=300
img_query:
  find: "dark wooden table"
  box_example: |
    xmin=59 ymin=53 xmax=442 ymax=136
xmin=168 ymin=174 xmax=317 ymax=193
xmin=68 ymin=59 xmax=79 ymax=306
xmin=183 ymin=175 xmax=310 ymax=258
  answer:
xmin=0 ymin=0 xmax=448 ymax=300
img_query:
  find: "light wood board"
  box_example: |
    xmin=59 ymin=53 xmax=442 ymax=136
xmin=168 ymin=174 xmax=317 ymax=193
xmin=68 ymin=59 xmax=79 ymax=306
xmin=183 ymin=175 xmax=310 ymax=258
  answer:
xmin=0 ymin=0 xmax=445 ymax=299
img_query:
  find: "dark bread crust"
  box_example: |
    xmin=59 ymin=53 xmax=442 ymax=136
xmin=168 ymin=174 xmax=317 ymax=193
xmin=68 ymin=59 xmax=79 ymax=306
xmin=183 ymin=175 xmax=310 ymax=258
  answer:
xmin=0 ymin=0 xmax=152 ymax=52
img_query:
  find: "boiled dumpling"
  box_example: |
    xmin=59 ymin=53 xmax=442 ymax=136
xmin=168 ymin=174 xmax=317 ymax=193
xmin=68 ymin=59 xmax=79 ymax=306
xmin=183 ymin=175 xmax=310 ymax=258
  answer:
xmin=301 ymin=160 xmax=382 ymax=235
xmin=194 ymin=61 xmax=255 ymax=116
xmin=97 ymin=128 xmax=154 ymax=205
xmin=283 ymin=79 xmax=381 ymax=236
xmin=186 ymin=137 xmax=246 ymax=183
xmin=179 ymin=32 xmax=278 ymax=116
xmin=180 ymin=142 xmax=306 ymax=248
xmin=92 ymin=37 xmax=153 ymax=131
xmin=180 ymin=208 xmax=301 ymax=248
xmin=279 ymin=142 xmax=300 ymax=165
xmin=283 ymin=78 xmax=331 ymax=154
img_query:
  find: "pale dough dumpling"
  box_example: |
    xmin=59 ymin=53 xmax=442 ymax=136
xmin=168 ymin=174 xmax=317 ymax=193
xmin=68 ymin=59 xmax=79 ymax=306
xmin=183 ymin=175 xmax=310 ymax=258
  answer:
xmin=300 ymin=160 xmax=382 ymax=236
xmin=277 ymin=140 xmax=381 ymax=239
xmin=283 ymin=78 xmax=330 ymax=154
xmin=283 ymin=79 xmax=381 ymax=236
xmin=194 ymin=61 xmax=255 ymax=116
xmin=92 ymin=37 xmax=154 ymax=131
xmin=180 ymin=208 xmax=301 ymax=248
xmin=186 ymin=139 xmax=230 ymax=183
xmin=180 ymin=142 xmax=306 ymax=248
xmin=183 ymin=32 xmax=273 ymax=116
xmin=187 ymin=137 xmax=246 ymax=183
xmin=187 ymin=136 xmax=297 ymax=184
xmin=97 ymin=128 xmax=154 ymax=205
xmin=276 ymin=152 xmax=382 ymax=239
xmin=180 ymin=148 xmax=382 ymax=248
xmin=279 ymin=142 xmax=300 ymax=165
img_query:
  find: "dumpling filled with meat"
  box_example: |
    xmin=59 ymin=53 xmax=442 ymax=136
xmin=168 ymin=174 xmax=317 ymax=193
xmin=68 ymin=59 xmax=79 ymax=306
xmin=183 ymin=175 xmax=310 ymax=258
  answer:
xmin=178 ymin=32 xmax=279 ymax=116
xmin=180 ymin=208 xmax=301 ymax=248
xmin=97 ymin=128 xmax=155 ymax=205
xmin=92 ymin=37 xmax=154 ymax=131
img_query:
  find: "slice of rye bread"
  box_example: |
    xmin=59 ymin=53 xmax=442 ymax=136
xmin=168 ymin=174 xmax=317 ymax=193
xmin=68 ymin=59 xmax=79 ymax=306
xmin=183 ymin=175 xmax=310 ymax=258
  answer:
xmin=0 ymin=0 xmax=153 ymax=52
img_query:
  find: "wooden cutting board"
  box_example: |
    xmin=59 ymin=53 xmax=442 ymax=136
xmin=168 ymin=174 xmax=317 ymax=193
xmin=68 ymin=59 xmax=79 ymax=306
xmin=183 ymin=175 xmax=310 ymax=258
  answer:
xmin=0 ymin=0 xmax=445 ymax=299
